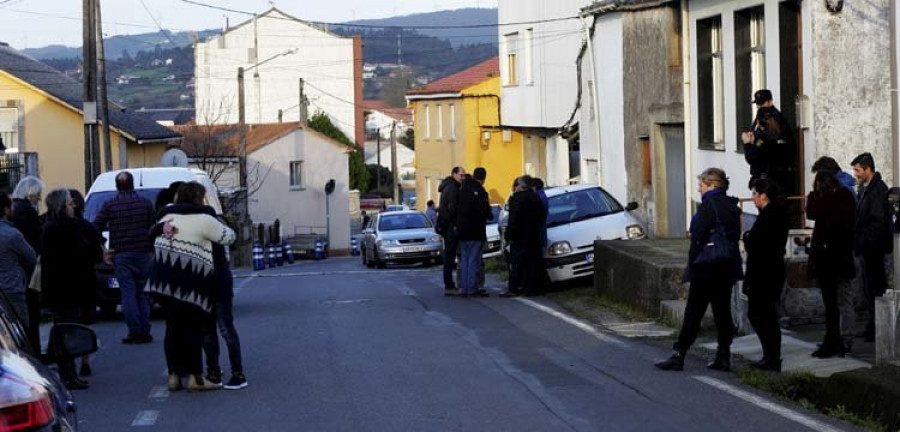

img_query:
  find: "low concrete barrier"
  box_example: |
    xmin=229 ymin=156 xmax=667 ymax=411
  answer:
xmin=876 ymin=290 xmax=900 ymax=366
xmin=593 ymin=240 xmax=689 ymax=317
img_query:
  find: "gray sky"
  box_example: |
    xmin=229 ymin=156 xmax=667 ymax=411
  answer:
xmin=0 ymin=0 xmax=498 ymax=49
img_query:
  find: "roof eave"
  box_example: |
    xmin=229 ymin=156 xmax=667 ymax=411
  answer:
xmin=406 ymin=92 xmax=464 ymax=102
xmin=580 ymin=0 xmax=674 ymax=16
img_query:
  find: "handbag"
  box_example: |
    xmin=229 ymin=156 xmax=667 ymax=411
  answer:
xmin=693 ymin=202 xmax=738 ymax=266
xmin=27 ymin=259 xmax=41 ymax=293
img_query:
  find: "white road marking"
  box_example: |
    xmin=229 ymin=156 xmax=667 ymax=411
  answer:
xmin=694 ymin=376 xmax=845 ymax=432
xmin=233 ymin=274 xmax=257 ymax=295
xmin=255 ymin=269 xmax=433 ymax=278
xmin=131 ymin=410 xmax=159 ymax=427
xmin=148 ymin=385 xmax=169 ymax=399
xmin=513 ymin=298 xmax=629 ymax=348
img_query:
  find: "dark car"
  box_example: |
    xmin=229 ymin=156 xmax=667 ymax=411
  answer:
xmin=0 ymin=294 xmax=99 ymax=431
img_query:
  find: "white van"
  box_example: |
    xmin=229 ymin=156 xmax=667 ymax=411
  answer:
xmin=84 ymin=167 xmax=223 ymax=316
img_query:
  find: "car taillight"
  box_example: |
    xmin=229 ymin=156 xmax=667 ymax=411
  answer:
xmin=0 ymin=374 xmax=55 ymax=431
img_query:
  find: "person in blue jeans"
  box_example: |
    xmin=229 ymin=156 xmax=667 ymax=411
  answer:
xmin=455 ymin=167 xmax=492 ymax=297
xmin=94 ymin=172 xmax=156 ymax=344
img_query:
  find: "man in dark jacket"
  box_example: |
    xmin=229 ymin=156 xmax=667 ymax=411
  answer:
xmin=742 ymin=89 xmax=794 ymax=190
xmin=851 ymin=153 xmax=892 ymax=342
xmin=456 ymin=167 xmax=492 ymax=297
xmin=503 ymin=175 xmax=546 ymax=297
xmin=437 ymin=167 xmax=465 ymax=295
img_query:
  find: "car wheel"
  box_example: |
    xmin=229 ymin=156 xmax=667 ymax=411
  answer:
xmin=365 ymin=248 xmax=375 ymax=268
xmin=375 ymin=252 xmax=386 ymax=269
xmin=361 ymin=247 xmax=368 ymax=266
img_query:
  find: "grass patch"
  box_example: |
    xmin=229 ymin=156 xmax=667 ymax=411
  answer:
xmin=547 ymin=286 xmax=653 ymax=323
xmin=483 ymin=256 xmax=508 ymax=282
xmin=825 ymin=406 xmax=887 ymax=432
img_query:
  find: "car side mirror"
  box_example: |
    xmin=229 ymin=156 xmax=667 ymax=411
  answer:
xmin=47 ymin=324 xmax=99 ymax=362
xmin=625 ymin=202 xmax=639 ymax=212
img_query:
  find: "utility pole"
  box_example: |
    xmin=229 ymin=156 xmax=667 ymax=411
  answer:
xmin=298 ymin=78 xmax=308 ymax=124
xmin=82 ymin=0 xmax=100 ymax=191
xmin=890 ymin=0 xmax=900 ymax=289
xmin=390 ymin=121 xmax=399 ymax=204
xmin=376 ymin=130 xmax=381 ymax=190
xmin=237 ymin=66 xmax=248 ymax=217
xmin=95 ymin=0 xmax=112 ymax=172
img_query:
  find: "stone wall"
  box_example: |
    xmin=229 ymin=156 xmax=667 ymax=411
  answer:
xmin=593 ymin=239 xmax=689 ymax=316
xmin=809 ymin=0 xmax=893 ymax=183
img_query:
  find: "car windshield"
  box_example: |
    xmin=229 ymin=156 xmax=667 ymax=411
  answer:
xmin=488 ymin=205 xmax=500 ymax=225
xmin=379 ymin=213 xmax=430 ymax=231
xmin=84 ymin=189 xmax=164 ymax=223
xmin=546 ymin=188 xmax=623 ymax=228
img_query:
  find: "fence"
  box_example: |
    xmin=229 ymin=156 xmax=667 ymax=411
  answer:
xmin=0 ymin=153 xmax=28 ymax=193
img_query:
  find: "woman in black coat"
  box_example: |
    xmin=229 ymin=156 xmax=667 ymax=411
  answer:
xmin=743 ymin=180 xmax=790 ymax=372
xmin=41 ymin=189 xmax=102 ymax=390
xmin=806 ymin=171 xmax=856 ymax=358
xmin=657 ymin=168 xmax=743 ymax=372
xmin=11 ymin=176 xmax=44 ymax=354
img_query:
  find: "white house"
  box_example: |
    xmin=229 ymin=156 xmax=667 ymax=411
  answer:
xmin=498 ymin=0 xmax=593 ymax=187
xmin=362 ymin=100 xmax=412 ymax=141
xmin=364 ymin=143 xmax=415 ymax=180
xmin=194 ymin=8 xmax=364 ymax=147
xmin=176 ymin=122 xmax=352 ymax=252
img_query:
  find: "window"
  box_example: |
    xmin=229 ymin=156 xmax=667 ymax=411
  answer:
xmin=524 ymin=28 xmax=534 ymax=84
xmin=504 ymin=32 xmax=518 ymax=86
xmin=449 ymin=104 xmax=456 ymax=140
xmin=437 ymin=104 xmax=443 ymax=140
xmin=735 ymin=7 xmax=766 ymax=152
xmin=289 ymin=161 xmax=304 ymax=188
xmin=424 ymin=105 xmax=431 ymax=139
xmin=697 ymin=16 xmax=724 ymax=150
xmin=0 ymin=106 xmax=20 ymax=152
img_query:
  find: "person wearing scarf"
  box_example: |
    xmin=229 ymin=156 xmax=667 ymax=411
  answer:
xmin=146 ymin=182 xmax=235 ymax=392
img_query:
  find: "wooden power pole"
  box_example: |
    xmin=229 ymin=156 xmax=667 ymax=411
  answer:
xmin=390 ymin=121 xmax=398 ymax=204
xmin=95 ymin=0 xmax=113 ymax=172
xmin=82 ymin=0 xmax=100 ymax=191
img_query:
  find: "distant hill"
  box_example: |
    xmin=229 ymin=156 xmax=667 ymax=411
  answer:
xmin=345 ymin=8 xmax=498 ymax=48
xmin=22 ymin=29 xmax=219 ymax=61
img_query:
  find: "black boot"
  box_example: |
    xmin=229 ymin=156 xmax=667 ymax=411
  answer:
xmin=707 ymin=347 xmax=731 ymax=371
xmin=750 ymin=358 xmax=782 ymax=373
xmin=655 ymin=350 xmax=685 ymax=371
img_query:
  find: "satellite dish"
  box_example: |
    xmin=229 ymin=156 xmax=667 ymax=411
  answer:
xmin=325 ymin=179 xmax=336 ymax=195
xmin=161 ymin=147 xmax=189 ymax=168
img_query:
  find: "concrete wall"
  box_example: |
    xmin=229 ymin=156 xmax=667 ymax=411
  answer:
xmin=622 ymin=6 xmax=685 ymax=234
xmin=807 ymin=0 xmax=893 ymax=184
xmin=195 ymin=10 xmax=358 ymax=143
xmin=248 ymin=129 xmax=351 ymax=250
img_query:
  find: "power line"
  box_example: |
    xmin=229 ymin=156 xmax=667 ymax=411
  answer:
xmin=180 ymin=0 xmax=578 ymax=30
xmin=136 ymin=0 xmax=194 ymax=62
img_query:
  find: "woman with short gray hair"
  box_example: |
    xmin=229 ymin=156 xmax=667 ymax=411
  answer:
xmin=10 ymin=176 xmax=44 ymax=355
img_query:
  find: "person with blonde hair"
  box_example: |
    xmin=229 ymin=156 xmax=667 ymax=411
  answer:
xmin=656 ymin=168 xmax=743 ymax=372
xmin=10 ymin=176 xmax=44 ymax=354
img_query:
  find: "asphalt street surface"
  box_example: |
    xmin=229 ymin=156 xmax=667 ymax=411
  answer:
xmin=70 ymin=257 xmax=856 ymax=431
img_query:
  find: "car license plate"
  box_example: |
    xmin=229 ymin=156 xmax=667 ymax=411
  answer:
xmin=585 ymin=254 xmax=594 ymax=264
xmin=406 ymin=246 xmax=427 ymax=253
xmin=108 ymin=278 xmax=120 ymax=289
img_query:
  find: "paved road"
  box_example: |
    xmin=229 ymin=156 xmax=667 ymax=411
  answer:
xmin=71 ymin=257 xmax=854 ymax=431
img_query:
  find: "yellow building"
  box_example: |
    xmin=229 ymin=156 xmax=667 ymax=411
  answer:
xmin=407 ymin=57 xmax=530 ymax=210
xmin=0 ymin=44 xmax=181 ymax=193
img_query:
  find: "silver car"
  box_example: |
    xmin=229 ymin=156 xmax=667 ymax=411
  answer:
xmin=361 ymin=211 xmax=443 ymax=268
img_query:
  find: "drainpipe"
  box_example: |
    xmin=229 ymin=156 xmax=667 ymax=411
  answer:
xmin=681 ymin=0 xmax=693 ymax=230
xmin=580 ymin=13 xmax=604 ymax=187
xmin=891 ymin=0 xmax=900 ymax=285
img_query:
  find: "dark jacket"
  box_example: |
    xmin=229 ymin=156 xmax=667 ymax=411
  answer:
xmin=684 ymin=189 xmax=743 ymax=284
xmin=93 ymin=191 xmax=156 ymax=254
xmin=743 ymin=202 xmax=789 ymax=288
xmin=41 ymin=216 xmax=103 ymax=310
xmin=504 ymin=189 xmax=545 ymax=248
xmin=456 ymin=178 xmax=492 ymax=242
xmin=807 ymin=186 xmax=856 ymax=281
xmin=436 ymin=176 xmax=460 ymax=235
xmin=11 ymin=198 xmax=42 ymax=255
xmin=152 ymin=203 xmax=233 ymax=300
xmin=744 ymin=106 xmax=793 ymax=184
xmin=854 ymin=172 xmax=892 ymax=256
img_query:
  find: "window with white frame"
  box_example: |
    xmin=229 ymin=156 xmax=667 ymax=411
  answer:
xmin=449 ymin=104 xmax=456 ymax=140
xmin=437 ymin=104 xmax=443 ymax=140
xmin=697 ymin=16 xmax=724 ymax=150
xmin=289 ymin=161 xmax=304 ymax=188
xmin=504 ymin=32 xmax=519 ymax=86
xmin=735 ymin=6 xmax=766 ymax=152
xmin=524 ymin=28 xmax=534 ymax=85
xmin=424 ymin=104 xmax=431 ymax=139
xmin=0 ymin=106 xmax=20 ymax=152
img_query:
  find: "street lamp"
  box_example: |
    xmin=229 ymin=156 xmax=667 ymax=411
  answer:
xmin=237 ymin=48 xmax=298 ymax=212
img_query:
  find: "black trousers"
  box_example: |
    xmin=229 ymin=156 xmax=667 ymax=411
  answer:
xmin=26 ymin=289 xmax=41 ymax=355
xmin=51 ymin=307 xmax=82 ymax=382
xmin=747 ymin=280 xmax=783 ymax=360
xmin=202 ymin=296 xmax=244 ymax=374
xmin=674 ymin=278 xmax=734 ymax=353
xmin=860 ymin=252 xmax=887 ymax=335
xmin=818 ymin=279 xmax=843 ymax=347
xmin=508 ymin=243 xmax=543 ymax=295
xmin=162 ymin=298 xmax=205 ymax=376
xmin=442 ymin=228 xmax=459 ymax=290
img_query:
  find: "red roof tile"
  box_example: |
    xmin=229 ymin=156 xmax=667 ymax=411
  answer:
xmin=406 ymin=57 xmax=500 ymax=96
xmin=171 ymin=122 xmax=346 ymax=156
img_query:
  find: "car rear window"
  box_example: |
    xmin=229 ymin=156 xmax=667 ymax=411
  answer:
xmin=379 ymin=213 xmax=430 ymax=231
xmin=84 ymin=189 xmax=163 ymax=223
xmin=547 ymin=188 xmax=623 ymax=228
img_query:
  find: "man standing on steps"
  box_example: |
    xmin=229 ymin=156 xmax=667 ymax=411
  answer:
xmin=94 ymin=171 xmax=156 ymax=344
xmin=850 ymin=153 xmax=892 ymax=343
xmin=436 ymin=166 xmax=465 ymax=296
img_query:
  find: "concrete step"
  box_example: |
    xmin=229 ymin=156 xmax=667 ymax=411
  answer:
xmin=660 ymin=299 xmax=715 ymax=330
